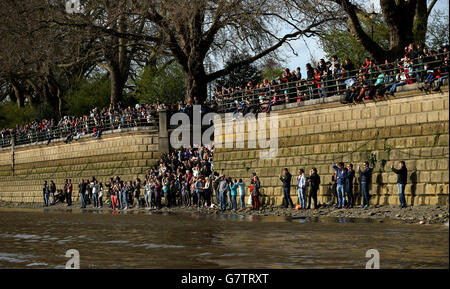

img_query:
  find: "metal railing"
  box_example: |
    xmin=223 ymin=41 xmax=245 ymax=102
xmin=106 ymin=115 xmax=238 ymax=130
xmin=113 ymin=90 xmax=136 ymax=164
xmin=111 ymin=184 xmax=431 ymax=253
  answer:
xmin=1 ymin=112 xmax=159 ymax=148
xmin=1 ymin=54 xmax=448 ymax=148
xmin=213 ymin=53 xmax=449 ymax=113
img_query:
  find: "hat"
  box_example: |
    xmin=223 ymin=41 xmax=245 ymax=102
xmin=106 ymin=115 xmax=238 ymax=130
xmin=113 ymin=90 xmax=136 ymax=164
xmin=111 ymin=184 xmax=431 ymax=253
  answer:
xmin=251 ymin=172 xmax=256 ymax=176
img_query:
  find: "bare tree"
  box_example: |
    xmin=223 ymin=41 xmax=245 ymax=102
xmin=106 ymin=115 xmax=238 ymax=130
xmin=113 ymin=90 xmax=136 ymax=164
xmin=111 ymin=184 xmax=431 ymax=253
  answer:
xmin=332 ymin=0 xmax=439 ymax=62
xmin=0 ymin=0 xmax=96 ymax=116
xmin=51 ymin=0 xmax=339 ymax=103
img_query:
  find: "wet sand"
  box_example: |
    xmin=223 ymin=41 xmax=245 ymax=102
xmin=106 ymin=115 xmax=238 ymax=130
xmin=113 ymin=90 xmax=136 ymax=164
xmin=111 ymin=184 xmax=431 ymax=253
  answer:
xmin=1 ymin=200 xmax=448 ymax=225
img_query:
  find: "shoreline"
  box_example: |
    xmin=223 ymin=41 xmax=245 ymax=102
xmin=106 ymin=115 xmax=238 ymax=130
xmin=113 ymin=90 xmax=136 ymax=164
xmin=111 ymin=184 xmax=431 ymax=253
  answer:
xmin=1 ymin=201 xmax=448 ymax=225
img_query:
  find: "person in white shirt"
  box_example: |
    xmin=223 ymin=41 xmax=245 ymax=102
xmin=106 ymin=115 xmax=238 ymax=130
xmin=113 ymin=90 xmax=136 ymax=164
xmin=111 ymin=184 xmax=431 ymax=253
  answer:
xmin=91 ymin=180 xmax=100 ymax=208
xmin=144 ymin=180 xmax=153 ymax=209
xmin=388 ymin=70 xmax=408 ymax=95
xmin=192 ymin=165 xmax=200 ymax=178
xmin=237 ymin=179 xmax=246 ymax=209
xmin=297 ymin=169 xmax=306 ymax=209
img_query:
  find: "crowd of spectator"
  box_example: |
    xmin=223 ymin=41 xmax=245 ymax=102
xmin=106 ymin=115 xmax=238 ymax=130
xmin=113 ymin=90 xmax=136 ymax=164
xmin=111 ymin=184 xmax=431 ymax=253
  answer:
xmin=2 ymin=43 xmax=449 ymax=149
xmin=42 ymin=144 xmax=411 ymax=211
xmin=1 ymin=102 xmax=161 ymax=148
xmin=43 ymin=146 xmax=263 ymax=211
xmin=212 ymin=43 xmax=449 ymax=113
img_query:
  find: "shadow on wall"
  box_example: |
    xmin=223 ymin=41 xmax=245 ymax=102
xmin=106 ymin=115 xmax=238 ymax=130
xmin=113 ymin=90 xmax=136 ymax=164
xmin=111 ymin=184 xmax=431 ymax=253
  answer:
xmin=375 ymin=169 xmax=388 ymax=206
xmin=410 ymin=170 xmax=417 ymax=206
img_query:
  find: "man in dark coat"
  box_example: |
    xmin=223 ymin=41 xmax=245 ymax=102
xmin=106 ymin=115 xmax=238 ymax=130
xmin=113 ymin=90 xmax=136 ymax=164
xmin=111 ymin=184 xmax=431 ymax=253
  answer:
xmin=392 ymin=161 xmax=408 ymax=208
xmin=279 ymin=168 xmax=294 ymax=209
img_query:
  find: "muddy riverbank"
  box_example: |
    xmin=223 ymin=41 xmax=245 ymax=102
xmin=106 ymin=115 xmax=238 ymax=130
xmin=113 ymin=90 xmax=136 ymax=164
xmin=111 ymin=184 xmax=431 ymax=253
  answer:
xmin=1 ymin=201 xmax=448 ymax=225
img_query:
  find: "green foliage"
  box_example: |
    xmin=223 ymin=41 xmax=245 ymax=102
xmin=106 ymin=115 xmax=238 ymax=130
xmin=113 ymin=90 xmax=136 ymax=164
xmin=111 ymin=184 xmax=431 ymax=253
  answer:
xmin=0 ymin=102 xmax=39 ymax=129
xmin=368 ymin=152 xmax=377 ymax=168
xmin=319 ymin=16 xmax=390 ymax=66
xmin=216 ymin=53 xmax=263 ymax=88
xmin=134 ymin=62 xmax=186 ymax=105
xmin=63 ymin=74 xmax=111 ymax=117
xmin=261 ymin=67 xmax=284 ymax=82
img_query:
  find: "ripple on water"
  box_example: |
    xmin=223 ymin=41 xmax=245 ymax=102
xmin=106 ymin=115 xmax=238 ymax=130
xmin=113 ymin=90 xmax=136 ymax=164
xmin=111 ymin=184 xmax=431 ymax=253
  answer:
xmin=56 ymin=238 xmax=74 ymax=245
xmin=13 ymin=234 xmax=41 ymax=240
xmin=26 ymin=262 xmax=48 ymax=267
xmin=0 ymin=252 xmax=34 ymax=264
xmin=132 ymin=243 xmax=184 ymax=249
xmin=102 ymin=240 xmax=130 ymax=244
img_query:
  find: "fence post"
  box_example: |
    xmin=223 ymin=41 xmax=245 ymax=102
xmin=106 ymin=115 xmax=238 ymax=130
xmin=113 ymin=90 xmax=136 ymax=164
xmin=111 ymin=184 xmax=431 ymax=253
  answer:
xmin=11 ymin=136 xmax=15 ymax=176
xmin=158 ymin=109 xmax=170 ymax=154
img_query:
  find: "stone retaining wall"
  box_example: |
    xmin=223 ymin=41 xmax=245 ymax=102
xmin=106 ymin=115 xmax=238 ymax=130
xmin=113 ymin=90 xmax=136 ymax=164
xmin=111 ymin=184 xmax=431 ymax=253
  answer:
xmin=0 ymin=128 xmax=159 ymax=203
xmin=214 ymin=91 xmax=449 ymax=206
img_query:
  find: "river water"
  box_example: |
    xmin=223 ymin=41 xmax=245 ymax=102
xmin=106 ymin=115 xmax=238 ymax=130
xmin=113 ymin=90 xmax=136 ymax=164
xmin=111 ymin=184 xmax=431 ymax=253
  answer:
xmin=0 ymin=208 xmax=448 ymax=269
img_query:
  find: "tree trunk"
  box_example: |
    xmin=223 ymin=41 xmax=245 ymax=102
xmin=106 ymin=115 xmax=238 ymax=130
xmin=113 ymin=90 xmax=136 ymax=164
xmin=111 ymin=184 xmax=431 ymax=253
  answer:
xmin=338 ymin=0 xmax=433 ymax=63
xmin=10 ymin=78 xmax=25 ymax=108
xmin=412 ymin=0 xmax=429 ymax=44
xmin=110 ymin=66 xmax=124 ymax=104
xmin=380 ymin=0 xmax=416 ymax=60
xmin=185 ymin=72 xmax=208 ymax=104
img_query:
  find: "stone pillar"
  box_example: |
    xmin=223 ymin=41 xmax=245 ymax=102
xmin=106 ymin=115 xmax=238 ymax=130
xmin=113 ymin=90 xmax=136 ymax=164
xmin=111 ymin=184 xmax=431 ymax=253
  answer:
xmin=158 ymin=109 xmax=170 ymax=154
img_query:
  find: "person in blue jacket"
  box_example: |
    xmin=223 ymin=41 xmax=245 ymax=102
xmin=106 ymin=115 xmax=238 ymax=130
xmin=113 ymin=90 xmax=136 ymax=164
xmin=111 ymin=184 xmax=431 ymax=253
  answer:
xmin=332 ymin=162 xmax=348 ymax=209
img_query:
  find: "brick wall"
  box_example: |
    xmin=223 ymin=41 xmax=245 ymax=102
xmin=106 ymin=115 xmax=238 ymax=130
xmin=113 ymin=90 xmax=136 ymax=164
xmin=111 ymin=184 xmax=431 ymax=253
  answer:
xmin=0 ymin=128 xmax=159 ymax=203
xmin=214 ymin=92 xmax=449 ymax=206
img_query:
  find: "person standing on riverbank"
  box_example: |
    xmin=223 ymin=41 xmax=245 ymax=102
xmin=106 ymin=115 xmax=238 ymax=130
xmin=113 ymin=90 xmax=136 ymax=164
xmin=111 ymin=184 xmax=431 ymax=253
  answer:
xmin=110 ymin=182 xmax=118 ymax=210
xmin=213 ymin=172 xmax=221 ymax=206
xmin=358 ymin=162 xmax=373 ymax=209
xmin=332 ymin=163 xmax=348 ymax=209
xmin=119 ymin=182 xmax=128 ymax=210
xmin=280 ymin=168 xmax=294 ymax=209
xmin=251 ymin=173 xmax=261 ymax=210
xmin=144 ymin=180 xmax=152 ymax=209
xmin=218 ymin=175 xmax=229 ymax=211
xmin=91 ymin=180 xmax=99 ymax=208
xmin=204 ymin=177 xmax=212 ymax=207
xmin=50 ymin=180 xmax=56 ymax=206
xmin=98 ymin=183 xmax=104 ymax=208
xmin=83 ymin=180 xmax=89 ymax=206
xmin=155 ymin=179 xmax=162 ymax=209
xmin=182 ymin=176 xmax=190 ymax=207
xmin=66 ymin=179 xmax=73 ymax=206
xmin=134 ymin=178 xmax=142 ymax=208
xmin=79 ymin=179 xmax=86 ymax=209
xmin=43 ymin=181 xmax=50 ymax=207
xmin=230 ymin=179 xmax=238 ymax=211
xmin=237 ymin=179 xmax=246 ymax=209
xmin=297 ymin=169 xmax=306 ymax=209
xmin=306 ymin=168 xmax=320 ymax=209
xmin=195 ymin=176 xmax=205 ymax=208
xmin=163 ymin=177 xmax=171 ymax=208
xmin=392 ymin=161 xmax=408 ymax=208
xmin=346 ymin=164 xmax=355 ymax=208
